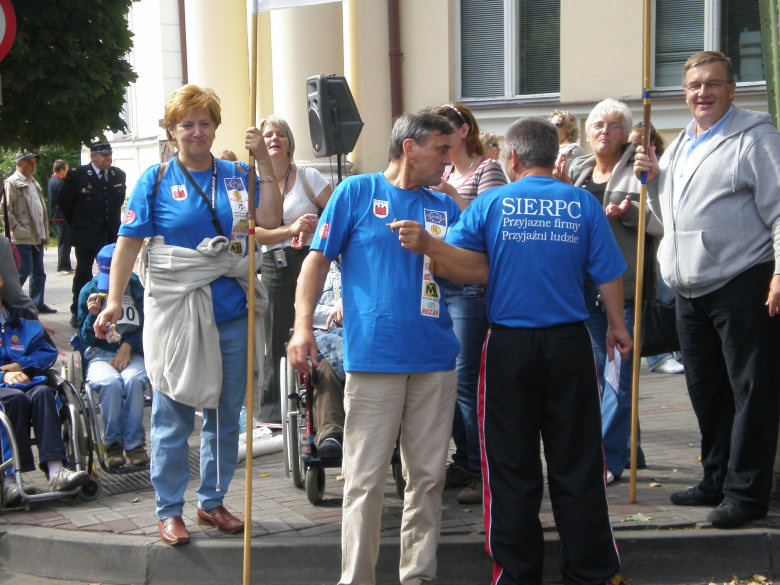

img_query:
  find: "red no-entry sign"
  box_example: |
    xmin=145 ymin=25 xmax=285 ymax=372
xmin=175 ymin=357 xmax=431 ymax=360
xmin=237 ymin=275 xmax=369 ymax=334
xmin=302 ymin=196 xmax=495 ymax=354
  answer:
xmin=0 ymin=0 xmax=16 ymax=62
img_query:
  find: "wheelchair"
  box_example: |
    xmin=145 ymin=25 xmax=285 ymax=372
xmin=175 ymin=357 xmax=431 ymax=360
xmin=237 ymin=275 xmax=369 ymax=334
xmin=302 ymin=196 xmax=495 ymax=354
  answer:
xmin=279 ymin=356 xmax=405 ymax=505
xmin=0 ymin=369 xmax=101 ymax=507
xmin=69 ymin=334 xmax=151 ymax=475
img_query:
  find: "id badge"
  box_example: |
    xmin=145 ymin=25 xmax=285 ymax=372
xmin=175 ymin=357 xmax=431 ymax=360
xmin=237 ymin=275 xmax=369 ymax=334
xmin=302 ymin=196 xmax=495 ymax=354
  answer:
xmin=226 ymin=177 xmax=249 ymax=255
xmin=273 ymin=248 xmax=288 ymax=268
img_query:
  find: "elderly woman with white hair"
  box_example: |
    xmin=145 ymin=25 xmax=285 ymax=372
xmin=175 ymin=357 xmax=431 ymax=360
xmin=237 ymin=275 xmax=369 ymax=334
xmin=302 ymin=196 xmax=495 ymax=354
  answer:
xmin=254 ymin=115 xmax=333 ymax=423
xmin=566 ymin=98 xmax=663 ymax=485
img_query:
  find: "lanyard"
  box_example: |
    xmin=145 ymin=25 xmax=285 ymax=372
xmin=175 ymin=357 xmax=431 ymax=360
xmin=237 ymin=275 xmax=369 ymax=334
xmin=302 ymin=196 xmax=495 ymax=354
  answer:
xmin=175 ymin=154 xmax=224 ymax=237
xmin=281 ymin=164 xmax=291 ymax=197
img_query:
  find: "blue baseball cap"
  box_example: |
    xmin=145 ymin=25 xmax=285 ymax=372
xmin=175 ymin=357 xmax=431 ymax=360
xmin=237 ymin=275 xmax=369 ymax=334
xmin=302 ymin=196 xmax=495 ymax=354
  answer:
xmin=96 ymin=243 xmax=116 ymax=291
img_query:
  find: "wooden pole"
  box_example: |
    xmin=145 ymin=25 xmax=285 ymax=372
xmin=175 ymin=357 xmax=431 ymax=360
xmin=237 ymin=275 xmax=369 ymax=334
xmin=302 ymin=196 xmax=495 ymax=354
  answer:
xmin=243 ymin=1 xmax=259 ymax=583
xmin=629 ymin=0 xmax=653 ymax=504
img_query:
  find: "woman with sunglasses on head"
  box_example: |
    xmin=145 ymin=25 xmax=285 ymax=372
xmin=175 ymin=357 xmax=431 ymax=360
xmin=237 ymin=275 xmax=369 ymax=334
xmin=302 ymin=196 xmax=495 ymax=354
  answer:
xmin=565 ymin=98 xmax=663 ymax=486
xmin=253 ymin=115 xmax=333 ymax=423
xmin=480 ymin=130 xmax=501 ymax=162
xmin=431 ymin=102 xmax=507 ymax=505
xmin=549 ymin=110 xmax=584 ymax=163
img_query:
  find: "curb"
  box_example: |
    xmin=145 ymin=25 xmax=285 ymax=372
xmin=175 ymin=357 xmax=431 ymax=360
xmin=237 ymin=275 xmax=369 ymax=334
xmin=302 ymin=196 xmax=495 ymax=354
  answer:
xmin=2 ymin=524 xmax=780 ymax=585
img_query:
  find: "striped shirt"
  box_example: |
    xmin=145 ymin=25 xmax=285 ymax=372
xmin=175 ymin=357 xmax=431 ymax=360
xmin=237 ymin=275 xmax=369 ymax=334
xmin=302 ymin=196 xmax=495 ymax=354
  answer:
xmin=447 ymin=156 xmax=507 ymax=203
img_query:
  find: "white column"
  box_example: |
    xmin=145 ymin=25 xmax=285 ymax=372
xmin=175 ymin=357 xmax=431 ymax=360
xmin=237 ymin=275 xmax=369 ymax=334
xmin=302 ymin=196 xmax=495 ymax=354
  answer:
xmin=268 ymin=3 xmax=344 ymax=163
xmin=342 ymin=0 xmax=392 ymax=174
xmin=183 ymin=0 xmax=251 ymax=159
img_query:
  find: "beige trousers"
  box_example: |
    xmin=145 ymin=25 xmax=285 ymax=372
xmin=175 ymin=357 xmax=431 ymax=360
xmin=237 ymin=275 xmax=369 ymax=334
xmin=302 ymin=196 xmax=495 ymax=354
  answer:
xmin=339 ymin=370 xmax=457 ymax=585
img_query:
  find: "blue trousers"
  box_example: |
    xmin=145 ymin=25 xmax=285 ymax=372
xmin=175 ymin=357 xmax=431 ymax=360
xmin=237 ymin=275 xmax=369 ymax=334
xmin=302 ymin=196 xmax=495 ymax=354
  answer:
xmin=584 ymin=279 xmax=643 ymax=477
xmin=17 ymin=243 xmax=46 ymax=308
xmin=443 ymin=282 xmax=488 ymax=475
xmin=0 ymin=384 xmax=67 ymax=475
xmin=85 ymin=348 xmax=148 ymax=450
xmin=150 ymin=315 xmax=247 ymax=518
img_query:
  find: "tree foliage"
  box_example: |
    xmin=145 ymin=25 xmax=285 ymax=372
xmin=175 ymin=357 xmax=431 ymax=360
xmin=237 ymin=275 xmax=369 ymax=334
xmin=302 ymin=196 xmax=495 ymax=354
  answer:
xmin=0 ymin=145 xmax=82 ymax=237
xmin=0 ymin=0 xmax=137 ymax=150
xmin=0 ymin=146 xmax=81 ymax=195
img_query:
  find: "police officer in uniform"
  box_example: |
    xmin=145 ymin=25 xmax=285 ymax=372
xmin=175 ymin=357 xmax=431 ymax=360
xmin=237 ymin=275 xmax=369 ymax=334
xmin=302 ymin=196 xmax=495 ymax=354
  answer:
xmin=59 ymin=142 xmax=127 ymax=328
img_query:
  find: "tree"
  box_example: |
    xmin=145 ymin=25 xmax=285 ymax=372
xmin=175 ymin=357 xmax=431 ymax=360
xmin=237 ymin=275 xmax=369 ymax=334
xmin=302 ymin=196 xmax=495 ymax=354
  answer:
xmin=0 ymin=0 xmax=137 ymax=150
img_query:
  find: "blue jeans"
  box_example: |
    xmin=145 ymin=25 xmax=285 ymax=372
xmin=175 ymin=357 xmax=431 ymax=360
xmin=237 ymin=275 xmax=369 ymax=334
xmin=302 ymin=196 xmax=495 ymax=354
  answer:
xmin=150 ymin=315 xmax=247 ymax=518
xmin=85 ymin=347 xmax=148 ymax=450
xmin=584 ymin=280 xmax=643 ymax=476
xmin=17 ymin=244 xmax=46 ymax=308
xmin=443 ymin=282 xmax=488 ymax=474
xmin=314 ymin=326 xmax=344 ymax=381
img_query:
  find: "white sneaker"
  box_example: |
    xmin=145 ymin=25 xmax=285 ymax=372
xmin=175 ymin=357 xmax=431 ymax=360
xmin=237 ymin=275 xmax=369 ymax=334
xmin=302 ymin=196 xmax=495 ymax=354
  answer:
xmin=3 ymin=478 xmax=37 ymax=506
xmin=606 ymin=471 xmax=615 ymax=485
xmin=48 ymin=468 xmax=89 ymax=492
xmin=655 ymin=358 xmax=684 ymax=374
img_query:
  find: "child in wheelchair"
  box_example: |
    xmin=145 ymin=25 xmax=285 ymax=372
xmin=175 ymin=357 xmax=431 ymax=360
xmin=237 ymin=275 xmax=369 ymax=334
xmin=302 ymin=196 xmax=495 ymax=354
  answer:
xmin=0 ymin=275 xmax=89 ymax=505
xmin=77 ymin=243 xmax=149 ymax=469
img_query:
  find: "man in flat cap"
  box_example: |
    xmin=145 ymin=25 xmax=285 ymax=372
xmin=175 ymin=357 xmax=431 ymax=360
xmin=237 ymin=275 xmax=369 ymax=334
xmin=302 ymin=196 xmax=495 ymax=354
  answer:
xmin=59 ymin=142 xmax=127 ymax=328
xmin=3 ymin=152 xmax=57 ymax=314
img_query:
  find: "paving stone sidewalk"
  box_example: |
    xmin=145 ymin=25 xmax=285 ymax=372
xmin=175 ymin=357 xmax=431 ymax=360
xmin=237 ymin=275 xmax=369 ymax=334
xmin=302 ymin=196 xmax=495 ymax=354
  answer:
xmin=0 ymin=246 xmax=777 ymax=585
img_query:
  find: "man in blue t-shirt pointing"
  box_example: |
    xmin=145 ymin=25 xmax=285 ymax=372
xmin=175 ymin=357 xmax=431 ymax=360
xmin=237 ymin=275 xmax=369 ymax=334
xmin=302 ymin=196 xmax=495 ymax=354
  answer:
xmin=395 ymin=117 xmax=631 ymax=585
xmin=287 ymin=111 xmax=461 ymax=585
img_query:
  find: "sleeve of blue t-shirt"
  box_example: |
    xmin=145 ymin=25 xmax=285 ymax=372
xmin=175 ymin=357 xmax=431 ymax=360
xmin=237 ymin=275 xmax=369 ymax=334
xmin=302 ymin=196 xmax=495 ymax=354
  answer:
xmin=310 ymin=176 xmax=357 ymax=261
xmin=582 ymin=193 xmax=628 ymax=285
xmin=119 ymin=164 xmax=159 ymax=238
xmin=445 ymin=195 xmax=487 ymax=253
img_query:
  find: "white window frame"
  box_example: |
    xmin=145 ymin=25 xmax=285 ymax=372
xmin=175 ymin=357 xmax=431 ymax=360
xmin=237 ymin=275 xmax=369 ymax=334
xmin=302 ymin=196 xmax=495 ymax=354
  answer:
xmin=652 ymin=0 xmax=766 ymax=90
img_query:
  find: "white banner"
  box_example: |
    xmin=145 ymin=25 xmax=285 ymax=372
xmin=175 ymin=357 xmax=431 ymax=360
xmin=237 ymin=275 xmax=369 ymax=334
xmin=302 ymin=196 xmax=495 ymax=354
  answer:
xmin=257 ymin=0 xmax=341 ymax=11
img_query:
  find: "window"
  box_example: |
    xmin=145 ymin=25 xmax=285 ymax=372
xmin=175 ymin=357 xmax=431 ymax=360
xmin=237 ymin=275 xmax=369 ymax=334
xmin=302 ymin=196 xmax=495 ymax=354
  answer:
xmin=655 ymin=0 xmax=763 ymax=88
xmin=459 ymin=0 xmax=560 ymax=100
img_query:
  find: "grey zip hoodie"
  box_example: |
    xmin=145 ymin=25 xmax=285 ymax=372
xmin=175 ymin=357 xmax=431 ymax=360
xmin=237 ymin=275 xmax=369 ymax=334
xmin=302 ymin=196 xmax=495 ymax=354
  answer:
xmin=648 ymin=108 xmax=780 ymax=298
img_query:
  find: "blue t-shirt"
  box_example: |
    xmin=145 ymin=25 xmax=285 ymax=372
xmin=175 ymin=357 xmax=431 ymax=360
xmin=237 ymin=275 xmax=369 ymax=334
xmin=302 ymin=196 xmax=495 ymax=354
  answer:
xmin=446 ymin=175 xmax=627 ymax=328
xmin=119 ymin=157 xmax=259 ymax=324
xmin=311 ymin=172 xmax=461 ymax=373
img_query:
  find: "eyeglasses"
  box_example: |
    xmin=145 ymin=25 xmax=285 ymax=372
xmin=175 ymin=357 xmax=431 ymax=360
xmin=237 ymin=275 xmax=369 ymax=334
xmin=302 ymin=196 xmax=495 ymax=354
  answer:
xmin=486 ymin=143 xmax=499 ymax=149
xmin=591 ymin=122 xmax=623 ymax=132
xmin=684 ymin=80 xmax=729 ymax=93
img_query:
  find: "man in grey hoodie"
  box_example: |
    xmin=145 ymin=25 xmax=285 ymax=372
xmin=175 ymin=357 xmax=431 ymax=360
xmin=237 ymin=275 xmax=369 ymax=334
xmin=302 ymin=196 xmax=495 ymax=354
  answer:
xmin=635 ymin=50 xmax=780 ymax=528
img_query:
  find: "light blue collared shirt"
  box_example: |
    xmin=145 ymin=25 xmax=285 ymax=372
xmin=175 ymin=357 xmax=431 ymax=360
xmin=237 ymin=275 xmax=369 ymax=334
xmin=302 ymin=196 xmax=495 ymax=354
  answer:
xmin=672 ymin=105 xmax=735 ymax=217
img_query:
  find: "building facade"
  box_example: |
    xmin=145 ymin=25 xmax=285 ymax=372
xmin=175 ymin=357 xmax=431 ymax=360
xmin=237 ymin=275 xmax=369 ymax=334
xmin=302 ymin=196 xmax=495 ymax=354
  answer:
xmin=103 ymin=0 xmax=771 ymax=191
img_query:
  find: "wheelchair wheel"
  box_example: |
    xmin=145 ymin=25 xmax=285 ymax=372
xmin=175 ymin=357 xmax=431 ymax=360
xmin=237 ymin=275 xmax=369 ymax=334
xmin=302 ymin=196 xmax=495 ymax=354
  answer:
xmin=305 ymin=466 xmax=325 ymax=505
xmin=78 ymin=476 xmax=102 ymax=501
xmin=62 ymin=403 xmax=87 ymax=472
xmin=288 ymin=411 xmax=304 ymax=488
xmin=281 ymin=357 xmax=305 ymax=488
xmin=280 ymin=357 xmax=292 ymax=476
